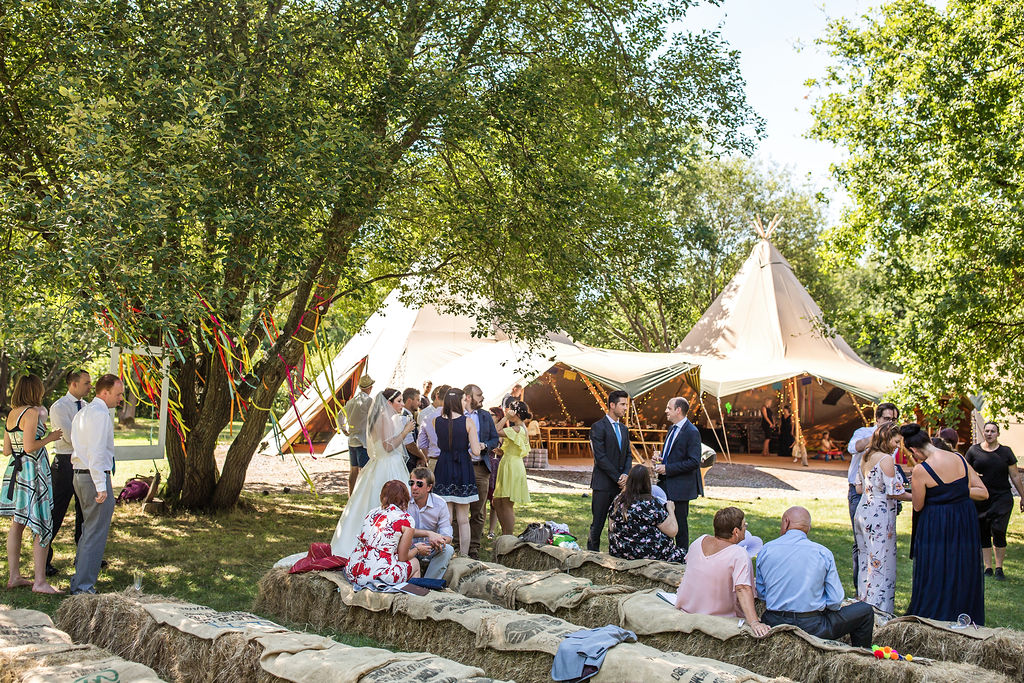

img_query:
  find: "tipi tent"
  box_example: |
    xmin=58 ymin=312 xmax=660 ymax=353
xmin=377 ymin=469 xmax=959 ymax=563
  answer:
xmin=675 ymin=234 xmax=899 ymax=401
xmin=260 ymin=291 xmax=698 ymax=456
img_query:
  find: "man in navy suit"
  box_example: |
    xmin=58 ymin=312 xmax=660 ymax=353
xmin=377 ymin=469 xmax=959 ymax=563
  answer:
xmin=588 ymin=390 xmax=632 ymax=551
xmin=654 ymin=397 xmax=704 ymax=549
xmin=464 ymin=384 xmax=500 ymax=559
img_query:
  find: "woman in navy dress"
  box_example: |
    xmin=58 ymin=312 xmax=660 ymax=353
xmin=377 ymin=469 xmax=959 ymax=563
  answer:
xmin=903 ymin=424 xmax=988 ymax=624
xmin=432 ymin=388 xmax=483 ymax=557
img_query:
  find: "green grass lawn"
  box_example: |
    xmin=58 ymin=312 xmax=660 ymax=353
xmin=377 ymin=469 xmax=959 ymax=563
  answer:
xmin=3 ymin=488 xmax=1023 ymax=640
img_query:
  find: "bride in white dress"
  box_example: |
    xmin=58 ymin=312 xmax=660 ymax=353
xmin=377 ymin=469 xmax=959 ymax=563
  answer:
xmin=330 ymin=388 xmax=415 ymax=558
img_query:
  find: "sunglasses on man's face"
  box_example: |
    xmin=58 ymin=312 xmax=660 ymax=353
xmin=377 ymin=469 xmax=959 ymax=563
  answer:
xmin=409 ymin=480 xmax=427 ymax=488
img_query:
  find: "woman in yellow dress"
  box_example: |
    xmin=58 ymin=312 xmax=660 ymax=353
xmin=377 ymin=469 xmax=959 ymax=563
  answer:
xmin=492 ymin=400 xmax=532 ymax=536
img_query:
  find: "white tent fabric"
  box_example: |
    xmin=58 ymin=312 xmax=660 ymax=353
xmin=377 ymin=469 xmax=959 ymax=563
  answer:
xmin=675 ymin=239 xmax=899 ymax=401
xmin=260 ymin=292 xmax=698 ymax=455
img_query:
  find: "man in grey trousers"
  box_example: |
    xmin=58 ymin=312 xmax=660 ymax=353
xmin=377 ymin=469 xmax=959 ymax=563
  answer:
xmin=70 ymin=374 xmax=124 ymax=594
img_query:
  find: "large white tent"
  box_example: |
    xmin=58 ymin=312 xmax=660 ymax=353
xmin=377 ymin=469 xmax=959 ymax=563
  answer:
xmin=675 ymin=237 xmax=899 ymax=401
xmin=259 ymin=291 xmax=698 ymax=456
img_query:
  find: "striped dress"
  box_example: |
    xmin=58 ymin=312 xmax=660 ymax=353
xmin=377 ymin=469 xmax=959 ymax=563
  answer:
xmin=1 ymin=407 xmax=54 ymax=547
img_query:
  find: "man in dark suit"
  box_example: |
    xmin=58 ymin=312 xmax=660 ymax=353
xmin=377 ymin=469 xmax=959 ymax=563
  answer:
xmin=654 ymin=396 xmax=704 ymax=549
xmin=588 ymin=390 xmax=632 ymax=551
xmin=464 ymin=384 xmax=500 ymax=559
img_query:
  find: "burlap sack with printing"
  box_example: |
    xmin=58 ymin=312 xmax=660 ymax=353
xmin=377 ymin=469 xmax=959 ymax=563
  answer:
xmin=396 ymin=587 xmax=769 ymax=682
xmin=141 ymin=602 xmax=290 ymax=640
xmin=618 ymin=591 xmax=863 ymax=653
xmin=493 ymin=535 xmax=684 ymax=588
xmin=446 ymin=557 xmax=634 ymax=610
xmin=0 ymin=608 xmax=164 ymax=683
xmin=255 ymin=630 xmax=491 ymax=683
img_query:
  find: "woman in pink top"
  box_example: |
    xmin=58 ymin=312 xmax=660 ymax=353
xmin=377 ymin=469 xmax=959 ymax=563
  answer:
xmin=675 ymin=507 xmax=769 ymax=637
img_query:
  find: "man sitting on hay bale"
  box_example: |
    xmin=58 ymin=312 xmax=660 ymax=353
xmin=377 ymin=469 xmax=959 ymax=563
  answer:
xmin=756 ymin=506 xmax=874 ymax=647
xmin=408 ymin=466 xmax=455 ymax=580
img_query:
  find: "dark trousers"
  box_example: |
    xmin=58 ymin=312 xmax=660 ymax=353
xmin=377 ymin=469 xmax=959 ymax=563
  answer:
xmin=468 ymin=461 xmax=491 ymax=556
xmin=48 ymin=454 xmax=83 ymax=565
xmin=848 ymin=483 xmax=862 ymax=588
xmin=588 ymin=489 xmax=617 ymax=551
xmin=762 ymin=601 xmax=874 ymax=648
xmin=671 ymin=499 xmax=690 ymax=548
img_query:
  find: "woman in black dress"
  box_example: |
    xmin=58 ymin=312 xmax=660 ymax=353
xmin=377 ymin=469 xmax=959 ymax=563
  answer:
xmin=966 ymin=422 xmax=1024 ymax=580
xmin=904 ymin=424 xmax=988 ymax=624
xmin=778 ymin=406 xmax=794 ymax=459
xmin=760 ymin=399 xmax=774 ymax=457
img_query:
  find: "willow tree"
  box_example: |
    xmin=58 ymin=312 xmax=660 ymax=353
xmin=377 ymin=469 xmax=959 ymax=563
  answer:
xmin=1 ymin=0 xmax=758 ymax=509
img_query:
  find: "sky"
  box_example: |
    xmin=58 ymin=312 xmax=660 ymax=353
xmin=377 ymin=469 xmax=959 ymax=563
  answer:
xmin=674 ymin=0 xmax=946 ymax=221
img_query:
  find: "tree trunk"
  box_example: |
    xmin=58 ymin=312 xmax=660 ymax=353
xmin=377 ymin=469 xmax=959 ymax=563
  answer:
xmin=175 ymin=355 xmax=234 ymax=509
xmin=120 ymin=385 xmax=138 ymax=427
xmin=0 ymin=350 xmax=9 ymax=414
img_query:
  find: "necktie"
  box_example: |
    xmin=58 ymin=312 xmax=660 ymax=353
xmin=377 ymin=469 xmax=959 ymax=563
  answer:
xmin=75 ymin=399 xmax=83 ymax=411
xmin=612 ymin=422 xmax=622 ymax=449
xmin=663 ymin=424 xmax=679 ymax=458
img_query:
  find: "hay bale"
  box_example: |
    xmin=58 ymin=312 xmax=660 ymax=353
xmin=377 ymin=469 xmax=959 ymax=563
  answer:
xmin=55 ymin=592 xmax=496 ymax=683
xmin=876 ymin=616 xmax=1024 ymax=682
xmin=0 ymin=607 xmax=164 ymax=682
xmin=444 ymin=557 xmax=632 ymax=627
xmin=444 ymin=560 xmax=1002 ymax=683
xmin=492 ymin=534 xmax=683 ymax=590
xmin=256 ymin=567 xmax=776 ymax=682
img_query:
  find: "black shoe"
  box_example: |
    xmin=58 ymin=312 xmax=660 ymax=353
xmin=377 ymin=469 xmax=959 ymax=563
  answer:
xmin=100 ymin=559 xmax=108 ymax=569
xmin=984 ymin=567 xmax=994 ymax=577
xmin=994 ymin=568 xmax=1006 ymax=581
xmin=45 ymin=564 xmax=59 ymax=577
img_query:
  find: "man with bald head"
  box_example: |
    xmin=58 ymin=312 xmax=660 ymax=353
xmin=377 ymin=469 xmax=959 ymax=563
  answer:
xmin=755 ymin=507 xmax=874 ymax=647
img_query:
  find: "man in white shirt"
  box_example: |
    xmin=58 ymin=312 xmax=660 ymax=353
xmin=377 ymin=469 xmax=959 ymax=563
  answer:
xmin=70 ymin=374 xmax=124 ymax=594
xmin=847 ymin=402 xmax=898 ymax=588
xmin=417 ymin=384 xmax=449 ymax=471
xmin=408 ymin=467 xmax=455 ymax=579
xmin=46 ymin=369 xmax=92 ymax=576
xmin=339 ymin=375 xmax=374 ymax=495
xmin=401 ymin=388 xmax=426 ymax=470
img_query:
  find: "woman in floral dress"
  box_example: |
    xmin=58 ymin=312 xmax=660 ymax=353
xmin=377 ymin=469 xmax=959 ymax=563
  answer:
xmin=854 ymin=422 xmax=912 ymax=612
xmin=345 ymin=480 xmax=424 ymax=587
xmin=608 ymin=465 xmax=686 ymax=563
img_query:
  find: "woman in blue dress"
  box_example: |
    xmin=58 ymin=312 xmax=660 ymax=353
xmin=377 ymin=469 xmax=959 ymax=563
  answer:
xmin=432 ymin=388 xmax=483 ymax=557
xmin=903 ymin=423 xmax=988 ymax=624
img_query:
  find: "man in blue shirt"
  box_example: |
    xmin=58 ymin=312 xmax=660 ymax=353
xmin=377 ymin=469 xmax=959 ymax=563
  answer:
xmin=755 ymin=506 xmax=874 ymax=647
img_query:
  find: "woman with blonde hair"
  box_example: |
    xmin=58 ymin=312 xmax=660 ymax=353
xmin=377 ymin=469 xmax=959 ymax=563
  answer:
xmin=853 ymin=421 xmax=912 ymax=612
xmin=2 ymin=374 xmax=65 ymax=593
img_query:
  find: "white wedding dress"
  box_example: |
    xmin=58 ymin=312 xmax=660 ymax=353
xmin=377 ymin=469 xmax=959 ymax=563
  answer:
xmin=273 ymin=393 xmax=409 ymax=569
xmin=329 ymin=411 xmax=410 ymax=558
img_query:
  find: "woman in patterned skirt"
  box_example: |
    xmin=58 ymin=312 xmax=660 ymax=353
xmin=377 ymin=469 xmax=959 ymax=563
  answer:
xmin=2 ymin=375 xmax=65 ymax=593
xmin=853 ymin=421 xmax=912 ymax=612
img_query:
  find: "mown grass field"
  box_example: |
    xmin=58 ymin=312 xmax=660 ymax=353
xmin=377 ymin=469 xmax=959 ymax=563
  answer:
xmin=3 ymin=485 xmax=1023 ymax=636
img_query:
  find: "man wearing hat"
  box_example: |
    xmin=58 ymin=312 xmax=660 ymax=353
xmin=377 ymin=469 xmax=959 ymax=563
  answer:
xmin=341 ymin=375 xmax=374 ymax=496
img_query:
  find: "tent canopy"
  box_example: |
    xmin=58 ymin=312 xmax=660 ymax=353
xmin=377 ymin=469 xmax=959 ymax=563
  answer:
xmin=260 ymin=291 xmax=698 ymax=455
xmin=675 ymin=238 xmax=899 ymax=402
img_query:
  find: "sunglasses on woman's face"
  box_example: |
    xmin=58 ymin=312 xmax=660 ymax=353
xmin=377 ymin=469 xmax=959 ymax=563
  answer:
xmin=408 ymin=480 xmax=427 ymax=488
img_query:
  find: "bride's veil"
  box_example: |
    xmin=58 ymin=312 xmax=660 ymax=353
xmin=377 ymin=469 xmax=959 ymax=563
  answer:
xmin=365 ymin=390 xmax=399 ymax=460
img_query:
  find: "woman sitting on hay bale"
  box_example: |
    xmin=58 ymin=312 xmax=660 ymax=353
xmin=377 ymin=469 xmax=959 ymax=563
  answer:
xmin=345 ymin=480 xmax=425 ymax=587
xmin=607 ymin=465 xmax=686 ymax=563
xmin=675 ymin=506 xmax=769 ymax=637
